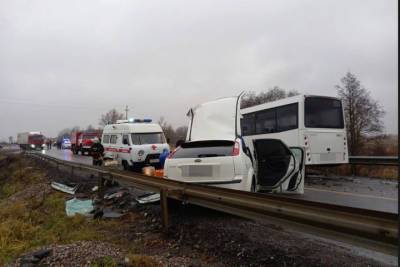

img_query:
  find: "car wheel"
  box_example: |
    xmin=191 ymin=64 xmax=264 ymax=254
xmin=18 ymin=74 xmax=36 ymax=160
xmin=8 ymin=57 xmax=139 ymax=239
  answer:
xmin=122 ymin=161 xmax=129 ymax=171
xmin=251 ymin=176 xmax=256 ymax=192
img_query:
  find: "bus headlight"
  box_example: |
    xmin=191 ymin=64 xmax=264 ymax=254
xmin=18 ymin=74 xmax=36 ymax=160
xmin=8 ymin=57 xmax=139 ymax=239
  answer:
xmin=138 ymin=150 xmax=144 ymax=156
xmin=30 ymin=144 xmax=35 ymax=148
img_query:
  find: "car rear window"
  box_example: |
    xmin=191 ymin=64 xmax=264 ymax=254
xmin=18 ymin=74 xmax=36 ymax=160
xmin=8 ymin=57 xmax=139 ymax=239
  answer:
xmin=172 ymin=140 xmax=234 ymax=158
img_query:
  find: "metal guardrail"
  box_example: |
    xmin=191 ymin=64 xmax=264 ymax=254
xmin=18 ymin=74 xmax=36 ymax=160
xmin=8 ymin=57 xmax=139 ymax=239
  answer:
xmin=26 ymin=152 xmax=398 ymax=256
xmin=349 ymin=156 xmax=399 ymax=166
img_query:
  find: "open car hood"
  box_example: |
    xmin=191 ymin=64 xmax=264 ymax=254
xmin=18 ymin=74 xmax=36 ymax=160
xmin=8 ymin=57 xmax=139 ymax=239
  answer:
xmin=186 ymin=95 xmax=242 ymax=142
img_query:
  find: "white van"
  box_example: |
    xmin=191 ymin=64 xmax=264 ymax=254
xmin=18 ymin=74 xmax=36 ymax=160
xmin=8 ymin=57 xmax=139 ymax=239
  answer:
xmin=102 ymin=119 xmax=170 ymax=171
xmin=164 ymin=96 xmax=305 ymax=194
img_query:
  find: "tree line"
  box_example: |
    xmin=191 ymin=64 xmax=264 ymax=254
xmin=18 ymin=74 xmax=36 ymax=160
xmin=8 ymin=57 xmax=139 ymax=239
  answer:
xmin=57 ymin=72 xmax=388 ymax=155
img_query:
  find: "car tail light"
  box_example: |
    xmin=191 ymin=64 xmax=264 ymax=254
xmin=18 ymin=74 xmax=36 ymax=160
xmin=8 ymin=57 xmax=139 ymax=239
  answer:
xmin=232 ymin=141 xmax=240 ymax=156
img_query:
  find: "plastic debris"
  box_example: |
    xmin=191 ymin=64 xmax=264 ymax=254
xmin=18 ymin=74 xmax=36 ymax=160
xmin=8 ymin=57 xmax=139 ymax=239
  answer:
xmin=104 ymin=159 xmax=119 ymax=167
xmin=136 ymin=193 xmax=160 ymax=204
xmin=102 ymin=208 xmax=123 ymax=218
xmin=51 ymin=181 xmax=78 ymax=195
xmin=92 ymin=185 xmax=99 ymax=192
xmin=65 ymin=198 xmax=94 ymax=217
xmin=104 ymin=190 xmax=127 ymax=200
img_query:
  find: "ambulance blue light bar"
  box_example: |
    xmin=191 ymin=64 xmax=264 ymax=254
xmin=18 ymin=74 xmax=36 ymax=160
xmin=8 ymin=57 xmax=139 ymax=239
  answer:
xmin=129 ymin=118 xmax=152 ymax=123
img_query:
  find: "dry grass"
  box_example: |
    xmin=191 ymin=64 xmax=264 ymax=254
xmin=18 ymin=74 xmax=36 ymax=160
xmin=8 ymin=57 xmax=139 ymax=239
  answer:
xmin=0 ymin=154 xmax=123 ymax=265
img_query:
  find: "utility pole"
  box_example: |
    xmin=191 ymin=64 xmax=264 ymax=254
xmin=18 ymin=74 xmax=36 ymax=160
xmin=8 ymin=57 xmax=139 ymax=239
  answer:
xmin=125 ymin=105 xmax=129 ymax=120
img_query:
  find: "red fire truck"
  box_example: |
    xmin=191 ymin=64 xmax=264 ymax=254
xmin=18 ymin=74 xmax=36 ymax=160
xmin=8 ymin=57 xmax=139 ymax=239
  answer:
xmin=70 ymin=131 xmax=102 ymax=155
xmin=17 ymin=132 xmax=45 ymax=150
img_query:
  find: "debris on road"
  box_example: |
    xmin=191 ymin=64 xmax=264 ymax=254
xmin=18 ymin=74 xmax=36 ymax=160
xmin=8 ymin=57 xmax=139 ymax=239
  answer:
xmin=103 ymin=159 xmax=119 ymax=167
xmin=51 ymin=181 xmax=78 ymax=195
xmin=65 ymin=198 xmax=94 ymax=217
xmin=142 ymin=166 xmax=155 ymax=176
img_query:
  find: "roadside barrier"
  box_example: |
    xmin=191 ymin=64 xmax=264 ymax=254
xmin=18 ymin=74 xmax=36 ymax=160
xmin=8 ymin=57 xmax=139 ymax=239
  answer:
xmin=27 ymin=152 xmax=398 ymax=256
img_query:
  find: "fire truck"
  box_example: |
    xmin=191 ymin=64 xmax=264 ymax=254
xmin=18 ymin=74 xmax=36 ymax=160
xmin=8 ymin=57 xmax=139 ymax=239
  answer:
xmin=17 ymin=132 xmax=45 ymax=150
xmin=70 ymin=130 xmax=102 ymax=155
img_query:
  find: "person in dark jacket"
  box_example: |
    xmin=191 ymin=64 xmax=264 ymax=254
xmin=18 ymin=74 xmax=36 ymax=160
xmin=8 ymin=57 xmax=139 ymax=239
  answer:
xmin=91 ymin=137 xmax=104 ymax=166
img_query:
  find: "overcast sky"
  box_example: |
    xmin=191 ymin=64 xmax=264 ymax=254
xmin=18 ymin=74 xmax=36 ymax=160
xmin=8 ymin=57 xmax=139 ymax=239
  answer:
xmin=0 ymin=0 xmax=398 ymax=140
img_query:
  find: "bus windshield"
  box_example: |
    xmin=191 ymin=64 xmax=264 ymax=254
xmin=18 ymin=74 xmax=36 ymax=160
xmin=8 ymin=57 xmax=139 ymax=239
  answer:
xmin=305 ymin=97 xmax=344 ymax=129
xmin=30 ymin=135 xmax=44 ymax=141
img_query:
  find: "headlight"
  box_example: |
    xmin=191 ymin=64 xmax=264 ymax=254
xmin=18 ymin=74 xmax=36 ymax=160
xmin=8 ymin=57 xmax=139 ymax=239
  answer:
xmin=138 ymin=150 xmax=144 ymax=156
xmin=30 ymin=144 xmax=35 ymax=148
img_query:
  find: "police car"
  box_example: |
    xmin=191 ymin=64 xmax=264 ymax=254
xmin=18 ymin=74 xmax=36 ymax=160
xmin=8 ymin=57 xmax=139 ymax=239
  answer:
xmin=101 ymin=119 xmax=170 ymax=171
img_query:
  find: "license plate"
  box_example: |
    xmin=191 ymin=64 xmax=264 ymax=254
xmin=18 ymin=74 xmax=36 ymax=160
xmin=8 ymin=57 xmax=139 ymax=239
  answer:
xmin=188 ymin=166 xmax=212 ymax=177
xmin=149 ymin=159 xmax=160 ymax=163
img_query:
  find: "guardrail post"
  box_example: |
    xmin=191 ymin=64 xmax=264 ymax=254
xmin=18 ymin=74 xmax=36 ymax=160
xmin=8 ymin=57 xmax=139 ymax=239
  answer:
xmin=56 ymin=162 xmax=60 ymax=177
xmin=160 ymin=188 xmax=169 ymax=232
xmin=70 ymin=166 xmax=74 ymax=180
xmin=351 ymin=164 xmax=356 ymax=176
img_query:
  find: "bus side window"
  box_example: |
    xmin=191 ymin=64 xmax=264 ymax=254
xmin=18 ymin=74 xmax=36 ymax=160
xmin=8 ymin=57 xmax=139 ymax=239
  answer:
xmin=276 ymin=103 xmax=298 ymax=132
xmin=255 ymin=109 xmax=276 ymax=134
xmin=241 ymin=114 xmax=255 ymax=136
xmin=103 ymin=135 xmax=110 ymax=144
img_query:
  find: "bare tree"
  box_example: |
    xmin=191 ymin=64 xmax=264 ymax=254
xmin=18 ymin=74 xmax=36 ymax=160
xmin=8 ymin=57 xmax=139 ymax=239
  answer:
xmin=99 ymin=108 xmax=124 ymax=126
xmin=336 ymin=72 xmax=385 ymax=155
xmin=158 ymin=117 xmax=188 ymax=146
xmin=174 ymin=126 xmax=188 ymax=142
xmin=158 ymin=117 xmax=175 ymax=144
xmin=241 ymin=86 xmax=299 ymax=108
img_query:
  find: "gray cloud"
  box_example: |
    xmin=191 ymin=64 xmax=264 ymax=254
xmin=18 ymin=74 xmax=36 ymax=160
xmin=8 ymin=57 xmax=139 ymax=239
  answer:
xmin=0 ymin=0 xmax=397 ymax=140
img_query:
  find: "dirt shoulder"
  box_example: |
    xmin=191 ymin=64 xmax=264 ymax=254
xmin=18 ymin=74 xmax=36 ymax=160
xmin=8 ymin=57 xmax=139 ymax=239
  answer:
xmin=0 ymin=153 xmax=395 ymax=266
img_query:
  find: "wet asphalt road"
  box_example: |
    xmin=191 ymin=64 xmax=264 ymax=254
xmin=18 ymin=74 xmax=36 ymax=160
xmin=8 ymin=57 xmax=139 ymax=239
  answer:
xmin=40 ymin=148 xmax=398 ymax=214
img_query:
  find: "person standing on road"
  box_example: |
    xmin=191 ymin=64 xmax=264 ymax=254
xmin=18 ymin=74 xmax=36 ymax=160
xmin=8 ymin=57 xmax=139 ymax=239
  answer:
xmin=91 ymin=137 xmax=104 ymax=166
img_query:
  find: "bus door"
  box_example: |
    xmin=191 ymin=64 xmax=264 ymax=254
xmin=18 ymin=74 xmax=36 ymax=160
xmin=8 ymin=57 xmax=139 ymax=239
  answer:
xmin=253 ymin=139 xmax=304 ymax=194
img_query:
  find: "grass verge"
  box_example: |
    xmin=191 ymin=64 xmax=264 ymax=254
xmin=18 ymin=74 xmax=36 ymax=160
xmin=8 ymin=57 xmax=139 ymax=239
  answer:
xmin=0 ymin=154 xmax=159 ymax=266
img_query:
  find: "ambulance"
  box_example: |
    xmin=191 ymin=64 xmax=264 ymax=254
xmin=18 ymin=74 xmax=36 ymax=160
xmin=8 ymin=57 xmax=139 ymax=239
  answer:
xmin=101 ymin=119 xmax=170 ymax=171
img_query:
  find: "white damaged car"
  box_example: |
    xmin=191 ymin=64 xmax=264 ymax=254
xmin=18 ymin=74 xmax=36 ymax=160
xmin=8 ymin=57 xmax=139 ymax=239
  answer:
xmin=164 ymin=95 xmax=305 ymax=194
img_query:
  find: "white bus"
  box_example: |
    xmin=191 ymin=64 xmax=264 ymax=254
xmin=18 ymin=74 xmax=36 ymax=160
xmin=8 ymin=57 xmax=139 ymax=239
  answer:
xmin=240 ymin=95 xmax=348 ymax=165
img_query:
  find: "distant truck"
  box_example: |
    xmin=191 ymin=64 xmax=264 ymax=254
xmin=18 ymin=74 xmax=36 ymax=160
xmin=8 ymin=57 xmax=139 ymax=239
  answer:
xmin=70 ymin=131 xmax=102 ymax=155
xmin=17 ymin=132 xmax=45 ymax=150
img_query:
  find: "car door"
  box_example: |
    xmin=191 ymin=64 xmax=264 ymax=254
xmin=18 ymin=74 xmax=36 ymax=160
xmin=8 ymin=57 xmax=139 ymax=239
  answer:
xmin=253 ymin=139 xmax=304 ymax=194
